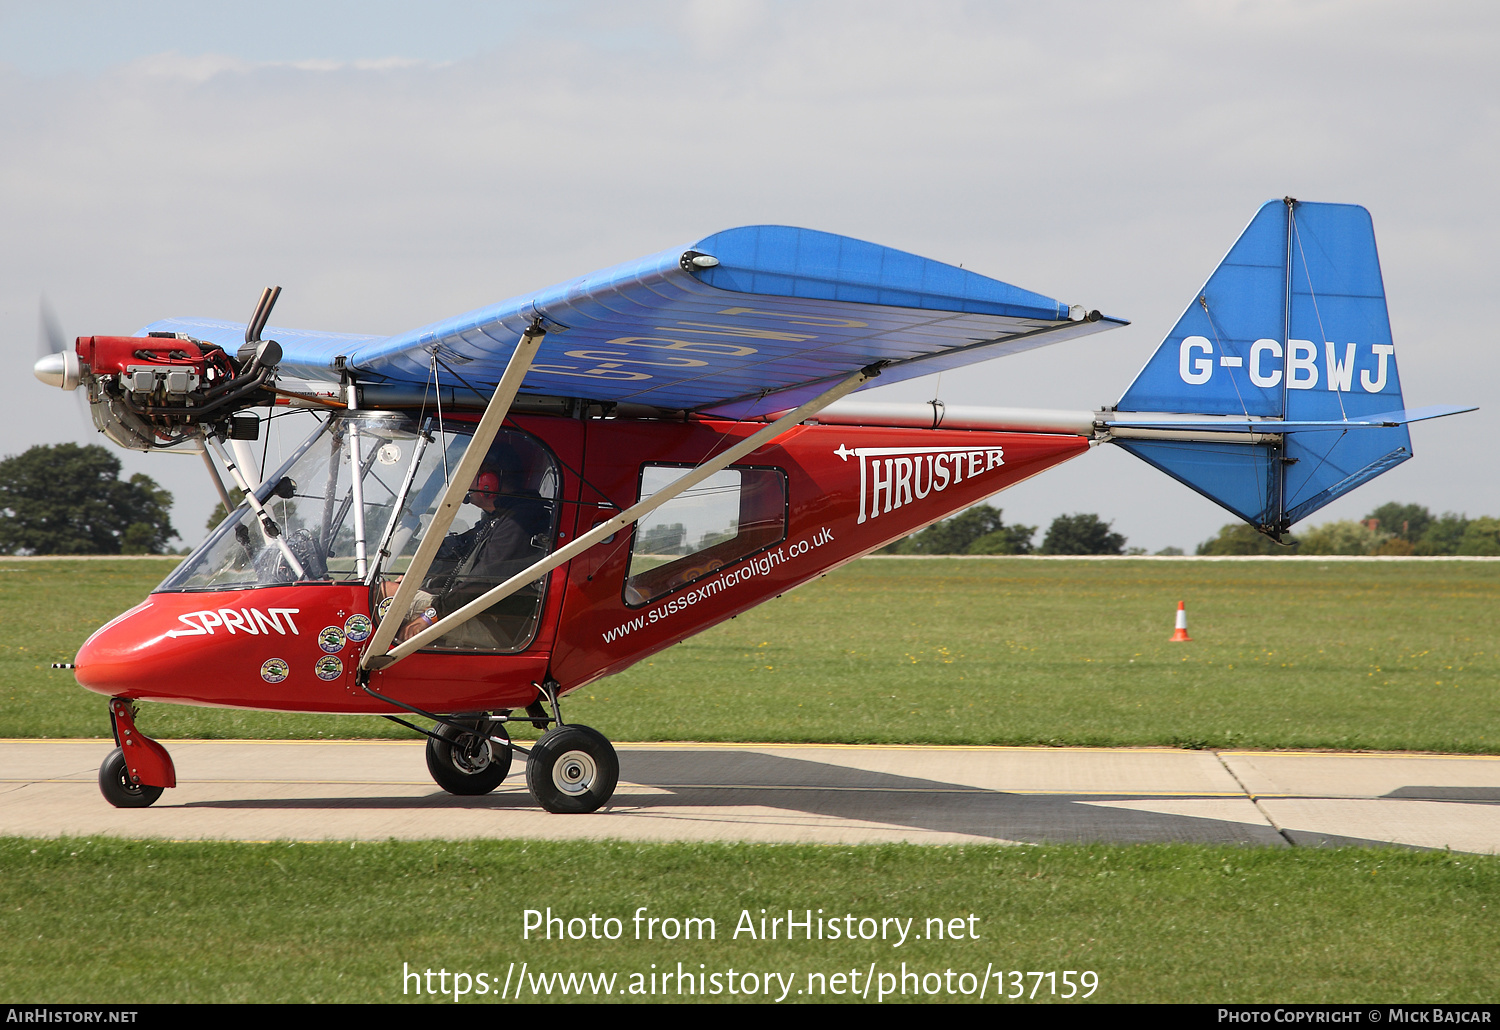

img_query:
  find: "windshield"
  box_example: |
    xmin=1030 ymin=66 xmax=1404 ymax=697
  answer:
xmin=159 ymin=415 xmax=562 ymax=625
xmin=162 ymin=414 xmax=410 ymax=591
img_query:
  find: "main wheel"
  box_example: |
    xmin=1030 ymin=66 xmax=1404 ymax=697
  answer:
xmin=526 ymin=725 xmax=619 ymax=814
xmin=98 ymin=747 xmax=163 ymax=809
xmin=425 ymin=718 xmax=511 ymax=796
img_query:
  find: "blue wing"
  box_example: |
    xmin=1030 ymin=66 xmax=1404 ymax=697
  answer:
xmin=144 ymin=225 xmax=1124 ymax=415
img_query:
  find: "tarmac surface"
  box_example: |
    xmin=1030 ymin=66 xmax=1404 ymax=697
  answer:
xmin=3 ymin=739 xmax=1499 ymax=851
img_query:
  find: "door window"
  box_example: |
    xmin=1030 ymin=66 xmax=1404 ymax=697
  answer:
xmin=624 ymin=465 xmax=786 ymax=606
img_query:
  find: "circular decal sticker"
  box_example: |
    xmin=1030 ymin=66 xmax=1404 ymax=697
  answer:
xmin=377 ymin=442 xmax=402 ymax=465
xmin=314 ymin=655 xmax=344 ymax=681
xmin=318 ymin=625 xmax=346 ymax=653
xmin=260 ymin=658 xmax=289 ymax=684
xmin=344 ymin=614 xmax=372 ymax=642
xmin=376 ymin=596 xmax=394 ymax=623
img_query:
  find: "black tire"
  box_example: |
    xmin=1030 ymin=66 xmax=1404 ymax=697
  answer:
xmin=525 ymin=725 xmax=618 ymax=814
xmin=98 ymin=747 xmax=163 ymax=809
xmin=425 ymin=718 xmax=511 ymax=795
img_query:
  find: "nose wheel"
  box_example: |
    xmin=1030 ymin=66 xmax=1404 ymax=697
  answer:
xmin=98 ymin=698 xmax=175 ymax=809
xmin=99 ymin=747 xmax=164 ymax=808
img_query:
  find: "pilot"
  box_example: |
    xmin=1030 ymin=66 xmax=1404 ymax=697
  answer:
xmin=380 ymin=455 xmax=551 ymax=644
xmin=428 ymin=464 xmax=550 ymax=588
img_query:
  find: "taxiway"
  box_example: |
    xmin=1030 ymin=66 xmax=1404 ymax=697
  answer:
xmin=2 ymin=739 xmax=1497 ymax=851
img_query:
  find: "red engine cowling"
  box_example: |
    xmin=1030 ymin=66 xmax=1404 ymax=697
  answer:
xmin=68 ymin=333 xmax=275 ymax=450
xmin=79 ymin=335 xmax=237 ymax=393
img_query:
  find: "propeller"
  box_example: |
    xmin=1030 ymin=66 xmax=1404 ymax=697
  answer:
xmin=33 ymin=297 xmax=81 ymax=390
xmin=33 ymin=298 xmax=90 ymax=425
xmin=38 ymin=297 xmax=63 ymax=357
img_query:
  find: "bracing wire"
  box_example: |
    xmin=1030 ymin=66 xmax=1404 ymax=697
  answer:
xmin=430 ymin=350 xmax=450 ymax=487
xmin=1290 ymin=214 xmax=1351 ymax=424
xmin=428 ymin=352 xmax=624 ymax=514
xmin=1196 ymin=294 xmax=1265 ymax=509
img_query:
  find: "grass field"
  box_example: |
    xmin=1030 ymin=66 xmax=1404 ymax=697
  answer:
xmin=2 ymin=837 xmax=1496 ymax=1004
xmin=3 ymin=556 xmax=1495 ymax=751
xmin=4 ymin=558 xmax=1498 ymax=1006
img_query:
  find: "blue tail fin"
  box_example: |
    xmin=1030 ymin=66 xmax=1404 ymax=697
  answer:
xmin=1111 ymin=199 xmax=1424 ymax=538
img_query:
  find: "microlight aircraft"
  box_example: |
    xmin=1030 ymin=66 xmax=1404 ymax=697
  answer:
xmin=33 ymin=199 xmax=1472 ymax=812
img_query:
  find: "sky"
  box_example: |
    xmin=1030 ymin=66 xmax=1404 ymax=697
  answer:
xmin=3 ymin=0 xmax=1496 ymax=552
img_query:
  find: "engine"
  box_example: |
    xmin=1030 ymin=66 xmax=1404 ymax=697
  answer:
xmin=31 ymin=285 xmax=294 ymax=451
xmin=35 ymin=332 xmax=281 ymax=451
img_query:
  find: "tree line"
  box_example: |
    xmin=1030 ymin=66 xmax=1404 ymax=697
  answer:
xmin=879 ymin=507 xmax=1126 ymax=555
xmin=882 ymin=501 xmax=1500 ymax=557
xmin=1196 ymin=503 xmax=1500 ymax=556
xmin=0 ymin=444 xmax=176 ymax=555
xmin=2 ymin=443 xmax=1495 ymax=558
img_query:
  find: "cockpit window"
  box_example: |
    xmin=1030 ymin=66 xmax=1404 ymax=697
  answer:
xmin=159 ymin=416 xmax=394 ymax=592
xmin=159 ymin=416 xmax=561 ymax=654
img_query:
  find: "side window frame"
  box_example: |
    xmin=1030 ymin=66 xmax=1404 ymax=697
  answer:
xmin=621 ymin=462 xmax=789 ymax=609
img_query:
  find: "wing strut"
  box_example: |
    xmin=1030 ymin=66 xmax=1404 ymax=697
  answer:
xmin=205 ymin=436 xmax=306 ymax=580
xmin=363 ymin=360 xmax=888 ymax=672
xmin=359 ymin=322 xmax=547 ymax=666
xmin=198 ymin=446 xmax=236 ymax=516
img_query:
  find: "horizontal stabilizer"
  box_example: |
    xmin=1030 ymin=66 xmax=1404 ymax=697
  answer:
xmin=1106 ymin=404 xmax=1476 ymax=435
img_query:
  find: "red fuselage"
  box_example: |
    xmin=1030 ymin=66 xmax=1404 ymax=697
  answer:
xmin=74 ymin=415 xmax=1087 ymax=714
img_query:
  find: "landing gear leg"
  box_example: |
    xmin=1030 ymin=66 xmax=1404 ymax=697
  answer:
xmin=367 ymin=679 xmax=618 ymax=813
xmin=99 ymin=698 xmax=175 ymax=809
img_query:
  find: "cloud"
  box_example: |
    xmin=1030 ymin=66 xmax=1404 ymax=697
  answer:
xmin=3 ymin=1 xmax=1495 ymax=550
xmin=124 ymin=52 xmax=439 ymax=83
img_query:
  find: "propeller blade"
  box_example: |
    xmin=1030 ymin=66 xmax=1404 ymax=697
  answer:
xmin=39 ymin=297 xmax=66 ymax=358
xmin=35 ymin=297 xmax=90 ymax=424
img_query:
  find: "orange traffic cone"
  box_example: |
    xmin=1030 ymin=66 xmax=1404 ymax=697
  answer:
xmin=1169 ymin=601 xmax=1192 ymax=642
